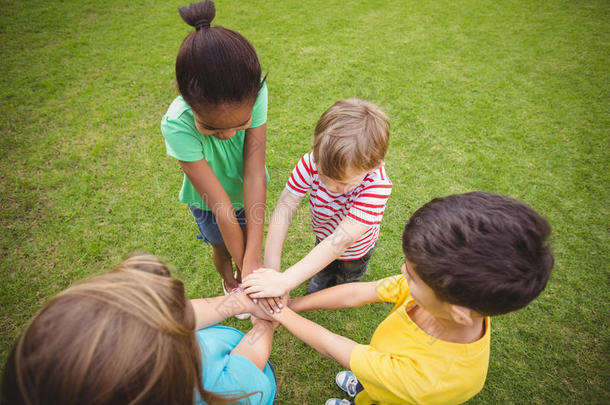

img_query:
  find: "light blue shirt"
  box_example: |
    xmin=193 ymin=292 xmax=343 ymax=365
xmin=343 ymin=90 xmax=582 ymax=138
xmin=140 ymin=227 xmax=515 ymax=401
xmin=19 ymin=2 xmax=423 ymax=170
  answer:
xmin=196 ymin=325 xmax=276 ymax=404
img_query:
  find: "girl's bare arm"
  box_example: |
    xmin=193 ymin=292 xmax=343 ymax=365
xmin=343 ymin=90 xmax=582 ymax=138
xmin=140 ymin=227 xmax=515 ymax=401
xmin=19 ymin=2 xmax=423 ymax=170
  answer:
xmin=180 ymin=159 xmax=245 ymax=269
xmin=242 ymin=124 xmax=267 ymax=277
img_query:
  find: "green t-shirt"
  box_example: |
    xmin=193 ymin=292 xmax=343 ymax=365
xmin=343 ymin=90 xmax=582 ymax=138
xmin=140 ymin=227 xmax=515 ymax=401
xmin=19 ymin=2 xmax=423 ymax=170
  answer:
xmin=161 ymin=83 xmax=268 ymax=211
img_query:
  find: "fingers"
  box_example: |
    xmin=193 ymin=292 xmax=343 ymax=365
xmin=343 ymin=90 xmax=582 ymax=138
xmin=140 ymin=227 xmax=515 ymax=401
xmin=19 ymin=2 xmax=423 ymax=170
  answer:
xmin=258 ymin=297 xmax=275 ymax=315
xmin=240 ymin=275 xmax=255 ymax=287
xmin=247 ymin=297 xmax=273 ymax=320
xmin=242 ymin=284 xmax=263 ymax=294
xmin=262 ymin=297 xmax=281 ymax=314
xmin=248 ymin=290 xmax=270 ymax=299
xmin=243 ymin=285 xmax=278 ymax=299
xmin=272 ymin=296 xmax=283 ymax=310
xmin=240 ymin=279 xmax=258 ymax=301
xmin=243 ymin=289 xmax=270 ymax=299
xmin=240 ymin=274 xmax=266 ymax=289
xmin=258 ymin=304 xmax=276 ymax=320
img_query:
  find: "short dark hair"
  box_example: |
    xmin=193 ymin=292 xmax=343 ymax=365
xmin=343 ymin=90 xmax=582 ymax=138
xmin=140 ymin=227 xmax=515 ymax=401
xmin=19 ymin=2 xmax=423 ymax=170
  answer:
xmin=176 ymin=0 xmax=262 ymax=109
xmin=402 ymin=192 xmax=553 ymax=316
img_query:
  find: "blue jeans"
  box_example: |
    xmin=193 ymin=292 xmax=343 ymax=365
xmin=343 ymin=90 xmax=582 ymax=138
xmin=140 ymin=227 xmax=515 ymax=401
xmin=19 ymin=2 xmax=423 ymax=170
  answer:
xmin=189 ymin=206 xmax=246 ymax=245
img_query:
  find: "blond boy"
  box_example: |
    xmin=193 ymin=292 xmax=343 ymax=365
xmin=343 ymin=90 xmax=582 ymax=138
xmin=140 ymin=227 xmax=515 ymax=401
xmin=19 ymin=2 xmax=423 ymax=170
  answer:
xmin=242 ymin=99 xmax=392 ymax=309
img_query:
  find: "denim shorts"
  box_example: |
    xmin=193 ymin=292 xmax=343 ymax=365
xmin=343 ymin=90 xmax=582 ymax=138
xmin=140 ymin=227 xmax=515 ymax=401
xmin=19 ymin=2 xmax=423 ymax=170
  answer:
xmin=189 ymin=205 xmax=246 ymax=246
xmin=307 ymin=240 xmax=375 ymax=294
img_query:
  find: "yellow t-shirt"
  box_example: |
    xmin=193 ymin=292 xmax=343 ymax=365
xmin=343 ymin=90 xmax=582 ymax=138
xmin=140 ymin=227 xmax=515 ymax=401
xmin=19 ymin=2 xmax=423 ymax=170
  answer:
xmin=349 ymin=275 xmax=491 ymax=405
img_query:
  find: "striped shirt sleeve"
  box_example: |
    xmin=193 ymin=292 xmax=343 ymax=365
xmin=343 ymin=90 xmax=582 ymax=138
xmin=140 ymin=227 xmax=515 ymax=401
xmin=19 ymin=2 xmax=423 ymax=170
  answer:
xmin=285 ymin=153 xmax=314 ymax=196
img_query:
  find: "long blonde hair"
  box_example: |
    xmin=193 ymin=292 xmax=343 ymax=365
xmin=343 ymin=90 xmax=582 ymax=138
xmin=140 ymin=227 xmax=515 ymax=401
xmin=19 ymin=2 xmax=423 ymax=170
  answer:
xmin=2 ymin=254 xmax=237 ymax=405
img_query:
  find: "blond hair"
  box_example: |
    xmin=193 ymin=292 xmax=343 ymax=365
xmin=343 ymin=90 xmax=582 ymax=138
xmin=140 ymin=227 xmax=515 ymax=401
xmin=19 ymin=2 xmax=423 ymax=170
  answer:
xmin=2 ymin=254 xmax=246 ymax=405
xmin=312 ymin=98 xmax=389 ymax=180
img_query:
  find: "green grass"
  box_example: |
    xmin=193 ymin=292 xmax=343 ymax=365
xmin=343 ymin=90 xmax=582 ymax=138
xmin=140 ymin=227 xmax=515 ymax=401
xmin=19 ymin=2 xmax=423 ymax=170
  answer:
xmin=1 ymin=0 xmax=608 ymax=403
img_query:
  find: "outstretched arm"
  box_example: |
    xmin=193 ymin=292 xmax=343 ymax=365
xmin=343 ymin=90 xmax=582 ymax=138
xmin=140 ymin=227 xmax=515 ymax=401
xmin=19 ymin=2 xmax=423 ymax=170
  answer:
xmin=231 ymin=317 xmax=277 ymax=370
xmin=243 ymin=216 xmax=370 ymax=298
xmin=242 ymin=124 xmax=267 ymax=278
xmin=232 ymin=292 xmax=287 ymax=370
xmin=289 ymin=281 xmax=381 ymax=313
xmin=248 ymin=188 xmax=302 ymax=314
xmin=263 ymin=188 xmax=303 ymax=270
xmin=271 ymin=307 xmax=356 ymax=369
xmin=190 ymin=293 xmax=271 ymax=330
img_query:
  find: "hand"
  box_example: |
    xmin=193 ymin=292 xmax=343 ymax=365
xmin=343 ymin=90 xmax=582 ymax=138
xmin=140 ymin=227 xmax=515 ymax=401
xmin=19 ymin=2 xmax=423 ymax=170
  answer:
xmin=257 ymin=296 xmax=283 ymax=315
xmin=257 ymin=292 xmax=289 ymax=315
xmin=238 ymin=293 xmax=275 ymax=321
xmin=241 ymin=267 xmax=292 ymax=298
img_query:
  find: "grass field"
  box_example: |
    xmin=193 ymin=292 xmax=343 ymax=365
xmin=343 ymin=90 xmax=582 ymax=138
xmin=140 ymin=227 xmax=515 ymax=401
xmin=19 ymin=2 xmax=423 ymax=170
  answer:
xmin=1 ymin=0 xmax=608 ymax=403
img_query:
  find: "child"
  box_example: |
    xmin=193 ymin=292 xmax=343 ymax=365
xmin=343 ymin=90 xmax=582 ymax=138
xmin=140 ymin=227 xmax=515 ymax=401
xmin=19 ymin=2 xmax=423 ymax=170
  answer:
xmin=161 ymin=0 xmax=268 ymax=301
xmin=2 ymin=254 xmax=278 ymax=405
xmin=242 ymin=98 xmax=392 ymax=310
xmin=267 ymin=192 xmax=553 ymax=404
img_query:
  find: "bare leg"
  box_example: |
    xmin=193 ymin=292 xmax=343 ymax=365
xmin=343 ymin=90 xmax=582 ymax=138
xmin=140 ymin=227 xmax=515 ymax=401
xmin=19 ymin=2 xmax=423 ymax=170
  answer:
xmin=212 ymin=243 xmax=238 ymax=290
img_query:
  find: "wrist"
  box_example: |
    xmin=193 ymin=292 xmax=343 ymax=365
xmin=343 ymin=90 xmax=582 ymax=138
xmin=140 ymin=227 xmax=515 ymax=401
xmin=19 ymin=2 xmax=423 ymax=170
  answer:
xmin=287 ymin=298 xmax=302 ymax=313
xmin=272 ymin=306 xmax=294 ymax=324
xmin=281 ymin=269 xmax=300 ymax=291
xmin=263 ymin=256 xmax=280 ymax=271
xmin=243 ymin=250 xmax=262 ymax=269
xmin=255 ymin=318 xmax=279 ymax=331
xmin=234 ymin=292 xmax=255 ymax=315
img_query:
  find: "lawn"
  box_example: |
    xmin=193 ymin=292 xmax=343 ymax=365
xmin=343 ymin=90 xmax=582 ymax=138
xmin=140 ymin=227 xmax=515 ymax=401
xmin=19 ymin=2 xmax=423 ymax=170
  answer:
xmin=1 ymin=0 xmax=608 ymax=403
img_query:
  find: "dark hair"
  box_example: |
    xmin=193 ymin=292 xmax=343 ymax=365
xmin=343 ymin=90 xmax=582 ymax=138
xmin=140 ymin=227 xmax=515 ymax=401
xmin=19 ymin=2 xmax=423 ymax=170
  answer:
xmin=176 ymin=0 xmax=263 ymax=109
xmin=402 ymin=192 xmax=554 ymax=316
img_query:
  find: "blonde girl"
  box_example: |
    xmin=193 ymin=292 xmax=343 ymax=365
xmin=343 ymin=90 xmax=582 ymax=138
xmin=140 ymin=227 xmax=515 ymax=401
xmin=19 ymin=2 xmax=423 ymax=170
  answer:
xmin=2 ymin=254 xmax=278 ymax=404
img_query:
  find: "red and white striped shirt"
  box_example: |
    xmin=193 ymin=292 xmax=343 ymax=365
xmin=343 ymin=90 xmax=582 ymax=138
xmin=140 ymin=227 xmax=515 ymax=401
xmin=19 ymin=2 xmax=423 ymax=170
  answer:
xmin=286 ymin=152 xmax=392 ymax=260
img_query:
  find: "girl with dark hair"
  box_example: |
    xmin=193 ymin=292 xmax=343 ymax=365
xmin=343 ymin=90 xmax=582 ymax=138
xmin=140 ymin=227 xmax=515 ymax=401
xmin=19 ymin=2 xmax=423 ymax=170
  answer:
xmin=162 ymin=0 xmax=272 ymax=314
xmin=2 ymin=254 xmax=279 ymax=404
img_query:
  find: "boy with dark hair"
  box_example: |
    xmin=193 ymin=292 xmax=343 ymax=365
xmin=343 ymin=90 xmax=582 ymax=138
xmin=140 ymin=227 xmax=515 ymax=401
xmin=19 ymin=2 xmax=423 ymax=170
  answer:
xmin=268 ymin=191 xmax=553 ymax=404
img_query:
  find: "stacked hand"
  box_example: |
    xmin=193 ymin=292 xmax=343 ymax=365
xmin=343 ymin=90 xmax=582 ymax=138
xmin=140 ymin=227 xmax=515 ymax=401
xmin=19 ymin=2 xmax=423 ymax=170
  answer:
xmin=242 ymin=267 xmax=291 ymax=298
xmin=242 ymin=267 xmax=292 ymax=314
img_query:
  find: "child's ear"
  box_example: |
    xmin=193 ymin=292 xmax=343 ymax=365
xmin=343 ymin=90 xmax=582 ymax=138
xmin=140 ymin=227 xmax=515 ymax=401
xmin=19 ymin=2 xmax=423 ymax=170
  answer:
xmin=449 ymin=305 xmax=474 ymax=326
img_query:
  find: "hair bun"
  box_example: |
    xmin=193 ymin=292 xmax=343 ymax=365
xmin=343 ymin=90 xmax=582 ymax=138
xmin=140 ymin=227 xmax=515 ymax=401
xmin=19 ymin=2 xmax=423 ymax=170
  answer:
xmin=178 ymin=0 xmax=216 ymax=30
xmin=194 ymin=20 xmax=210 ymax=30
